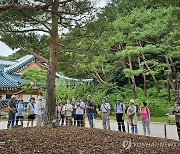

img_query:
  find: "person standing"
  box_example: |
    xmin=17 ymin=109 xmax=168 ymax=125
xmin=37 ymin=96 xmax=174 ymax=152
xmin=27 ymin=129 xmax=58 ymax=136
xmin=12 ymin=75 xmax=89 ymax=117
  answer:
xmin=27 ymin=97 xmax=36 ymax=127
xmin=65 ymin=99 xmax=73 ymax=125
xmin=7 ymin=95 xmax=17 ymax=128
xmin=127 ymin=100 xmax=138 ymax=134
xmin=100 ymin=97 xmax=111 ymax=130
xmin=15 ymin=98 xmax=24 ymax=126
xmin=35 ymin=96 xmax=44 ymax=127
xmin=71 ymin=98 xmax=77 ymax=126
xmin=59 ymin=101 xmax=65 ymax=125
xmin=0 ymin=95 xmax=2 ymax=119
xmin=172 ymin=100 xmax=180 ymax=140
xmin=86 ymin=95 xmax=94 ymax=128
xmin=140 ymin=101 xmax=150 ymax=136
xmin=55 ymin=101 xmax=61 ymax=124
xmin=75 ymin=97 xmax=85 ymax=127
xmin=114 ymin=98 xmax=126 ymax=132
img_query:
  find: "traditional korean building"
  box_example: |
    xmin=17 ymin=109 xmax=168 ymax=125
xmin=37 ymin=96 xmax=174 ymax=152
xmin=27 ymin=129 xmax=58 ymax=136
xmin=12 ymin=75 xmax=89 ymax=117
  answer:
xmin=0 ymin=55 xmax=92 ymax=102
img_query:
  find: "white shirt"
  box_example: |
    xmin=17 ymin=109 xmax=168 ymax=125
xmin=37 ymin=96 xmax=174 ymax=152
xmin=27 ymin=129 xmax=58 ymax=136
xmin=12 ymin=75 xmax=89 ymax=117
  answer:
xmin=101 ymin=103 xmax=111 ymax=113
xmin=27 ymin=103 xmax=35 ymax=115
xmin=35 ymin=101 xmax=43 ymax=116
xmin=75 ymin=101 xmax=85 ymax=115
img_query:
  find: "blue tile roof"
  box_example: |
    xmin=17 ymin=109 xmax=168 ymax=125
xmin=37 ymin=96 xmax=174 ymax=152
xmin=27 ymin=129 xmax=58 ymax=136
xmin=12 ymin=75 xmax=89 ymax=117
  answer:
xmin=0 ymin=55 xmax=92 ymax=89
xmin=0 ymin=55 xmax=34 ymax=89
xmin=0 ymin=73 xmax=20 ymax=89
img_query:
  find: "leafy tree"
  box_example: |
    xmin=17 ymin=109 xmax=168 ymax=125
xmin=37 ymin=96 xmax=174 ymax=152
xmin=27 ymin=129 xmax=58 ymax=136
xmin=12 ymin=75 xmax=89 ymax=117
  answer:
xmin=0 ymin=0 xmax=96 ymax=123
xmin=21 ymin=69 xmax=47 ymax=96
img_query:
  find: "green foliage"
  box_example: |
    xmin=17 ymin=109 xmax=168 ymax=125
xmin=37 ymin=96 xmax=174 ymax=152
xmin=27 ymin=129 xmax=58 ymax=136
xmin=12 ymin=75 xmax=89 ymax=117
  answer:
xmin=55 ymin=83 xmax=176 ymax=117
xmin=21 ymin=69 xmax=47 ymax=95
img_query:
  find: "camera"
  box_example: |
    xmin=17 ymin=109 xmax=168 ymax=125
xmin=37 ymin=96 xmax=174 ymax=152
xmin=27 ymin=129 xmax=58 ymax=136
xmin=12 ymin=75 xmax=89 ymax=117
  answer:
xmin=172 ymin=110 xmax=177 ymax=114
xmin=13 ymin=109 xmax=18 ymax=113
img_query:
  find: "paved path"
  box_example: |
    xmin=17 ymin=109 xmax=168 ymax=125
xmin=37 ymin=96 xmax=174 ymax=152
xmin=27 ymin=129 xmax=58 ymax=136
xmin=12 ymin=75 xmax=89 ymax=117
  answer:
xmin=0 ymin=120 xmax=178 ymax=140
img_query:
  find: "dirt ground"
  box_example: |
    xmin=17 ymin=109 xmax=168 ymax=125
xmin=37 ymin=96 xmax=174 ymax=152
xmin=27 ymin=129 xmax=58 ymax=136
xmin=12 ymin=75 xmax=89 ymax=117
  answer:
xmin=0 ymin=126 xmax=179 ymax=154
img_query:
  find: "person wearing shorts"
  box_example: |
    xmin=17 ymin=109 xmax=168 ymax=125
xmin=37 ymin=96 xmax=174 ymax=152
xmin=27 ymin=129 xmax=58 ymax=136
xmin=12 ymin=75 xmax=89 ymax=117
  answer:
xmin=27 ymin=97 xmax=36 ymax=127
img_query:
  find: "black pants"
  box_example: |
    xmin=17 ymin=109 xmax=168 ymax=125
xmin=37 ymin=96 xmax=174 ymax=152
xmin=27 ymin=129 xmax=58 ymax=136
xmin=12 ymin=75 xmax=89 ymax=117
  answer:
xmin=116 ymin=113 xmax=126 ymax=132
xmin=176 ymin=122 xmax=180 ymax=140
xmin=76 ymin=114 xmax=84 ymax=127
xmin=60 ymin=114 xmax=65 ymax=125
xmin=16 ymin=116 xmax=24 ymax=126
xmin=72 ymin=114 xmax=77 ymax=126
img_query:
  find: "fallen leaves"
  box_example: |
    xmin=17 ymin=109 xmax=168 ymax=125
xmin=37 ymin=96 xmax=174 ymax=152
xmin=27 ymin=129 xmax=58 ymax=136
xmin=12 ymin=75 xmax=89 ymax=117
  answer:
xmin=0 ymin=126 xmax=179 ymax=154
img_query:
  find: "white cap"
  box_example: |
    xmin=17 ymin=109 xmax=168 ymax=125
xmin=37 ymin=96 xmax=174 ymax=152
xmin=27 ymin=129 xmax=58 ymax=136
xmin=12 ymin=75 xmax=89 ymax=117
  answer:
xmin=11 ymin=95 xmax=16 ymax=99
xmin=38 ymin=96 xmax=43 ymax=100
xmin=130 ymin=99 xmax=135 ymax=104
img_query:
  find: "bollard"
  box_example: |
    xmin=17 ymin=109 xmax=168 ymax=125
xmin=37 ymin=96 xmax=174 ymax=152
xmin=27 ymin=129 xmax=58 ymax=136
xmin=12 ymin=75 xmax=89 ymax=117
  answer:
xmin=51 ymin=119 xmax=57 ymax=128
xmin=164 ymin=124 xmax=167 ymax=139
xmin=127 ymin=121 xmax=130 ymax=133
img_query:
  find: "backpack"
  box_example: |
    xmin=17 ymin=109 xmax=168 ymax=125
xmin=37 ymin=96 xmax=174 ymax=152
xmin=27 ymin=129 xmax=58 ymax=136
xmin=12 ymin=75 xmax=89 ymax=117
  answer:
xmin=136 ymin=106 xmax=138 ymax=113
xmin=115 ymin=103 xmax=125 ymax=112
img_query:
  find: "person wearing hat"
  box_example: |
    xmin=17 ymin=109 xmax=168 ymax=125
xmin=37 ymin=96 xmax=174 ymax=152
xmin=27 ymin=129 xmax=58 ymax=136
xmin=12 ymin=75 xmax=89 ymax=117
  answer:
xmin=15 ymin=98 xmax=24 ymax=126
xmin=35 ymin=96 xmax=45 ymax=127
xmin=172 ymin=100 xmax=180 ymax=140
xmin=27 ymin=97 xmax=36 ymax=127
xmin=86 ymin=95 xmax=94 ymax=128
xmin=114 ymin=98 xmax=126 ymax=132
xmin=127 ymin=99 xmax=138 ymax=134
xmin=7 ymin=95 xmax=17 ymax=128
xmin=100 ymin=97 xmax=111 ymax=130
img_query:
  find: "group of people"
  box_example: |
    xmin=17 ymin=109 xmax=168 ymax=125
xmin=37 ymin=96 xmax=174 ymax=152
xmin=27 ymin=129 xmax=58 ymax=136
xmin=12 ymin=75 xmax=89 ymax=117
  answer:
xmin=55 ymin=96 xmax=95 ymax=128
xmin=100 ymin=97 xmax=150 ymax=136
xmin=5 ymin=95 xmax=45 ymax=128
xmin=1 ymin=94 xmax=180 ymax=140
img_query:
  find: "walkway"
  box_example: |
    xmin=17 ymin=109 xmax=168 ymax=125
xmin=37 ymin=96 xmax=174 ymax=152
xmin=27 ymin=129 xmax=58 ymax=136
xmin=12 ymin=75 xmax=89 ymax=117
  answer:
xmin=0 ymin=120 xmax=178 ymax=140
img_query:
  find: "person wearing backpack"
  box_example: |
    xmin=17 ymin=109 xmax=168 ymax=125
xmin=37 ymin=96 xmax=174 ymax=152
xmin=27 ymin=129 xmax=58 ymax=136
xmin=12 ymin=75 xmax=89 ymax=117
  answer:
xmin=27 ymin=97 xmax=36 ymax=127
xmin=114 ymin=98 xmax=126 ymax=132
xmin=15 ymin=98 xmax=24 ymax=126
xmin=140 ymin=101 xmax=150 ymax=136
xmin=127 ymin=99 xmax=138 ymax=134
xmin=101 ymin=97 xmax=111 ymax=130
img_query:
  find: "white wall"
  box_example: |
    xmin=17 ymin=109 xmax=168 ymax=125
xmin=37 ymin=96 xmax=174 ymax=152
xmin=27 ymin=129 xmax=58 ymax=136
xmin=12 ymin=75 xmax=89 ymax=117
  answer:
xmin=23 ymin=95 xmax=38 ymax=102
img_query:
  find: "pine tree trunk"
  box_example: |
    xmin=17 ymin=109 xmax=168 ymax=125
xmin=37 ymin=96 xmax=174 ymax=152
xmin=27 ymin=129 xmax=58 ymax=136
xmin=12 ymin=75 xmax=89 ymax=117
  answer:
xmin=128 ymin=55 xmax=138 ymax=98
xmin=138 ymin=54 xmax=147 ymax=97
xmin=45 ymin=0 xmax=59 ymax=124
xmin=165 ymin=55 xmax=172 ymax=102
xmin=141 ymin=53 xmax=160 ymax=93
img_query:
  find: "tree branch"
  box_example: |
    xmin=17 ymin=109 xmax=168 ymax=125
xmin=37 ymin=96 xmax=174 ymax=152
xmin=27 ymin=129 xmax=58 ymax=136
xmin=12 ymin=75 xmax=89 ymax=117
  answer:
xmin=0 ymin=0 xmax=75 ymax=12
xmin=0 ymin=28 xmax=49 ymax=33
